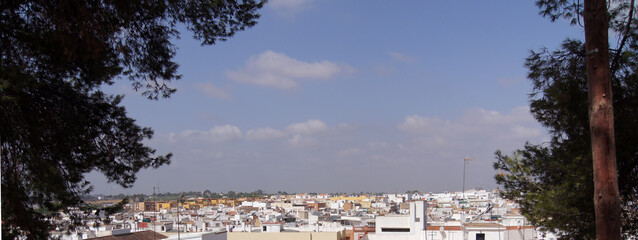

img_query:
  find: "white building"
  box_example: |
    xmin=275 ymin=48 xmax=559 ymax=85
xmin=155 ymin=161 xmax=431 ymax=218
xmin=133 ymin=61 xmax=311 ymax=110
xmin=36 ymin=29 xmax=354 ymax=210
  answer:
xmin=261 ymin=222 xmax=284 ymax=232
xmin=367 ymin=201 xmax=428 ymax=240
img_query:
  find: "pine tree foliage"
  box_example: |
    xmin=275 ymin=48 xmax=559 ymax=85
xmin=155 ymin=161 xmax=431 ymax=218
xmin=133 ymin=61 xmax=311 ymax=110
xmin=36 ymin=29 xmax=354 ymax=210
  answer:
xmin=494 ymin=1 xmax=638 ymax=239
xmin=0 ymin=0 xmax=264 ymax=238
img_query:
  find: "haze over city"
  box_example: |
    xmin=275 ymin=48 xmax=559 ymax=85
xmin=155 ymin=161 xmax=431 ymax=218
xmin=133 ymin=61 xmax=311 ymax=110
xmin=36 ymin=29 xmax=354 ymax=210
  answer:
xmin=89 ymin=0 xmax=582 ymax=195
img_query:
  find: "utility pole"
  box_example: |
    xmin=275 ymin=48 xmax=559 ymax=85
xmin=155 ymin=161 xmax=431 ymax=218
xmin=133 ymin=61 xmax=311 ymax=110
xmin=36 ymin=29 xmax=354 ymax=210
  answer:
xmin=462 ymin=156 xmax=471 ymax=199
xmin=583 ymin=0 xmax=621 ymax=239
xmin=177 ymin=203 xmax=180 ymax=240
xmin=178 ymin=193 xmax=184 ymax=240
xmin=153 ymin=187 xmax=156 ymax=240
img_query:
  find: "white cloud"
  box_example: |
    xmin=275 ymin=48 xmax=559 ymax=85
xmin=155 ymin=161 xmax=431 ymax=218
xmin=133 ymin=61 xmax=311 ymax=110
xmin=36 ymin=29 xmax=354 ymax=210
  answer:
xmin=269 ymin=0 xmax=313 ymax=15
xmin=397 ymin=116 xmax=448 ymax=133
xmin=177 ymin=125 xmax=243 ymax=143
xmin=246 ymin=128 xmax=287 ymax=140
xmin=287 ymin=134 xmax=317 ymax=147
xmin=286 ymin=119 xmax=328 ymax=135
xmin=388 ymin=51 xmax=414 ymax=63
xmin=179 ymin=129 xmax=200 ymax=138
xmin=168 ymin=132 xmax=177 ymax=143
xmin=207 ymin=125 xmax=243 ymax=143
xmin=195 ymin=82 xmax=230 ymax=99
xmin=101 ymin=106 xmax=550 ymax=195
xmin=398 ymin=106 xmax=543 ymax=142
xmin=463 ymin=106 xmax=536 ymax=126
xmin=227 ymin=51 xmax=352 ymax=89
xmin=511 ymin=125 xmax=543 ymax=139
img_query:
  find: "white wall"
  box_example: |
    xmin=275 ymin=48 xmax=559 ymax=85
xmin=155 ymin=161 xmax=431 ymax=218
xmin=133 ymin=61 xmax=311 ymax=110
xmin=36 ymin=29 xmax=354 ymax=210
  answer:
xmin=425 ymin=230 xmax=463 ymax=240
xmin=369 ymin=201 xmax=428 ymax=240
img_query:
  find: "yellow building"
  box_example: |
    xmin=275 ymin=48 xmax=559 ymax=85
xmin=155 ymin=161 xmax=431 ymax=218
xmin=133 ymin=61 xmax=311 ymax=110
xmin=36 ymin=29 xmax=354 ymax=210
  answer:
xmin=181 ymin=203 xmax=201 ymax=210
xmin=359 ymin=201 xmax=372 ymax=209
xmin=330 ymin=195 xmax=377 ymax=203
xmin=156 ymin=202 xmax=173 ymax=210
xmin=329 ymin=196 xmax=367 ymax=202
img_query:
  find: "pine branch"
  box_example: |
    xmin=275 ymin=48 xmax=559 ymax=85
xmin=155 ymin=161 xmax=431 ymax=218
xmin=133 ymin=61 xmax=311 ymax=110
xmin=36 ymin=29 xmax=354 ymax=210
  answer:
xmin=611 ymin=0 xmax=635 ymax=76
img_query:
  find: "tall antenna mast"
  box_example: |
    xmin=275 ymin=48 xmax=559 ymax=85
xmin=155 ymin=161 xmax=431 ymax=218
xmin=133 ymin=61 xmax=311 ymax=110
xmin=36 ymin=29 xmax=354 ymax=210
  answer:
xmin=463 ymin=155 xmax=472 ymax=199
xmin=153 ymin=187 xmax=156 ymax=240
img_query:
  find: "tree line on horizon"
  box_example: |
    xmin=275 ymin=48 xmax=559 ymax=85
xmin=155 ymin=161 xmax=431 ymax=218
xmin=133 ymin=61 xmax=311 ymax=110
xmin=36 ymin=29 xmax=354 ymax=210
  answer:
xmin=81 ymin=189 xmax=423 ymax=202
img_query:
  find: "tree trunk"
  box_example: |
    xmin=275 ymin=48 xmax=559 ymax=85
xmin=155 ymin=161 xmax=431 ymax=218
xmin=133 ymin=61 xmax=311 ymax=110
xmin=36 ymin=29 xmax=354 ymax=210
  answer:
xmin=583 ymin=0 xmax=621 ymax=239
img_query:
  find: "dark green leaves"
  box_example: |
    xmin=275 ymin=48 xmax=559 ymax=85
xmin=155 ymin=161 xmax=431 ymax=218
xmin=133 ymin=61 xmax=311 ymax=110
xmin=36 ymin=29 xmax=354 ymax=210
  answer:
xmin=536 ymin=0 xmax=583 ymax=25
xmin=497 ymin=2 xmax=638 ymax=237
xmin=1 ymin=0 xmax=264 ymax=238
xmin=495 ymin=37 xmax=638 ymax=240
xmin=1 ymin=0 xmax=264 ymax=100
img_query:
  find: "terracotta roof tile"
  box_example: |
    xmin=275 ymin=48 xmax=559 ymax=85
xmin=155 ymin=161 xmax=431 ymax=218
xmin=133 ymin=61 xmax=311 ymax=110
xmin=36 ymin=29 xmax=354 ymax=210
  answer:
xmin=91 ymin=231 xmax=167 ymax=240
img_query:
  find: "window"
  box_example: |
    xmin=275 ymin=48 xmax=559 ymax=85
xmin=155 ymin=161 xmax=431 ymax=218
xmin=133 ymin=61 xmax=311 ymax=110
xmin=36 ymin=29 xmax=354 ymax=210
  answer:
xmin=476 ymin=233 xmax=485 ymax=240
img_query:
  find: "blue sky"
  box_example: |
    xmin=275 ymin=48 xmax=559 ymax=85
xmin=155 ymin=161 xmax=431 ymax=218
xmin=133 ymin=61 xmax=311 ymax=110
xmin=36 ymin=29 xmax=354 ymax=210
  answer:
xmin=90 ymin=0 xmax=584 ymax=195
